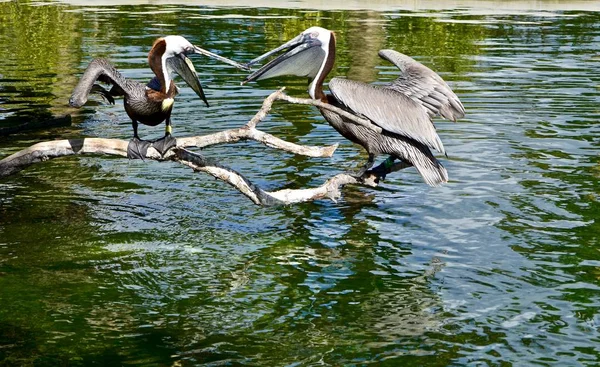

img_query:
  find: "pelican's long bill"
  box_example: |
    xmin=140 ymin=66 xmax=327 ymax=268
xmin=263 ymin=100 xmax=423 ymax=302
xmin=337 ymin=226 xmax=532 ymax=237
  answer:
xmin=168 ymin=55 xmax=209 ymax=107
xmin=169 ymin=45 xmax=249 ymax=107
xmin=242 ymin=33 xmax=326 ymax=85
xmin=193 ymin=46 xmax=250 ymax=71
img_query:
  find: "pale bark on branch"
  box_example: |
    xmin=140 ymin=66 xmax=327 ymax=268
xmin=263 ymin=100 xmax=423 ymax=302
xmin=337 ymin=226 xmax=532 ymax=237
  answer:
xmin=0 ymin=89 xmax=406 ymax=205
xmin=175 ymin=148 xmax=409 ymax=205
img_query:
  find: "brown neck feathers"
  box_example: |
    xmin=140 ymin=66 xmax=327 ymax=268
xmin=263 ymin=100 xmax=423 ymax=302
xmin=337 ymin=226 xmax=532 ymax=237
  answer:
xmin=313 ymin=32 xmax=336 ymax=102
xmin=148 ymin=38 xmax=167 ymax=93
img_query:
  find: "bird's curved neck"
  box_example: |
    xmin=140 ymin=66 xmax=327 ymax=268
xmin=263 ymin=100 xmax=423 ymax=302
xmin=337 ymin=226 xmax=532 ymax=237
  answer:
xmin=309 ymin=33 xmax=336 ymax=102
xmin=148 ymin=39 xmax=170 ymax=94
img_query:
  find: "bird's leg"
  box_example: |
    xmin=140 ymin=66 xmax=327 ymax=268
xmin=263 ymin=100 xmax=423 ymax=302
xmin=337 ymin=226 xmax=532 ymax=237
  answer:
xmin=370 ymin=156 xmax=396 ymax=182
xmin=151 ymin=117 xmax=177 ymax=157
xmin=132 ymin=120 xmax=140 ymax=140
xmin=370 ymin=156 xmax=413 ymax=183
xmin=383 ymin=155 xmax=396 ymax=171
xmin=355 ymin=153 xmax=376 ymax=177
xmin=345 ymin=153 xmax=375 ymax=179
xmin=164 ymin=116 xmax=173 ymax=137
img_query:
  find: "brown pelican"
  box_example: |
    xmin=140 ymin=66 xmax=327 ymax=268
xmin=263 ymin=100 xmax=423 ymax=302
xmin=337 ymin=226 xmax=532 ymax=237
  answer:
xmin=70 ymin=35 xmax=247 ymax=155
xmin=242 ymin=27 xmax=464 ymax=186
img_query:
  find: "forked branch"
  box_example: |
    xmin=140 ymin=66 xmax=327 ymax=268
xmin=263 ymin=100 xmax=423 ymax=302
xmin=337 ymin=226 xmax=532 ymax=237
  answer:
xmin=0 ymin=89 xmax=404 ymax=205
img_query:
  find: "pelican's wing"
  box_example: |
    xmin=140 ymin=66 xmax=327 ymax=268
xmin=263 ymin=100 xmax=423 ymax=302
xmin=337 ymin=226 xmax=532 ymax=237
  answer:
xmin=329 ymin=77 xmax=445 ymax=154
xmin=69 ymin=58 xmax=132 ymax=107
xmin=378 ymin=50 xmax=464 ymax=122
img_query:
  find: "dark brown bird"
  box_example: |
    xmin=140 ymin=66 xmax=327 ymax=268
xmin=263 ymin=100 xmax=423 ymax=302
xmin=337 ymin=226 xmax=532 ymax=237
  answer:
xmin=70 ymin=35 xmax=247 ymax=153
xmin=243 ymin=27 xmax=465 ymax=186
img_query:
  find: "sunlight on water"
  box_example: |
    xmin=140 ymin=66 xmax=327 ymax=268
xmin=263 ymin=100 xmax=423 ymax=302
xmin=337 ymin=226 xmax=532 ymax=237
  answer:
xmin=1 ymin=1 xmax=600 ymax=365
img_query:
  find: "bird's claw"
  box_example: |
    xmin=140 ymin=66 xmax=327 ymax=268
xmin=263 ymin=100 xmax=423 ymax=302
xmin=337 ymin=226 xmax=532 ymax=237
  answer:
xmin=370 ymin=163 xmax=391 ymax=184
xmin=343 ymin=168 xmax=368 ymax=182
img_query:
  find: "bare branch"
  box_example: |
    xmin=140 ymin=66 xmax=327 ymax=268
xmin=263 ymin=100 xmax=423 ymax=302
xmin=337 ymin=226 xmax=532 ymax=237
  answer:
xmin=174 ymin=148 xmax=410 ymax=206
xmin=0 ymin=89 xmax=411 ymax=205
xmin=176 ymin=87 xmax=338 ymax=157
xmin=0 ymin=135 xmax=408 ymax=205
xmin=176 ymin=128 xmax=337 ymax=158
xmin=246 ymin=87 xmax=286 ymax=129
xmin=0 ymin=138 xmax=128 ymax=177
xmin=174 ymin=148 xmax=282 ymax=206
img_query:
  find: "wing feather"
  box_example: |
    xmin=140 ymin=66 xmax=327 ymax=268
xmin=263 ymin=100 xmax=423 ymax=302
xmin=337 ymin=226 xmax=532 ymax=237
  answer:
xmin=378 ymin=50 xmax=465 ymax=122
xmin=328 ymin=77 xmax=445 ymax=154
xmin=69 ymin=58 xmax=133 ymax=107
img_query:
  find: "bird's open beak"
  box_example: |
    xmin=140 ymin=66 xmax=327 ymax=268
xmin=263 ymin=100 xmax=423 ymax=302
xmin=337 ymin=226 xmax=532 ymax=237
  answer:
xmin=241 ymin=33 xmax=325 ymax=85
xmin=193 ymin=46 xmax=250 ymax=71
xmin=169 ymin=55 xmax=210 ymax=107
xmin=245 ymin=34 xmax=304 ymax=68
xmin=170 ymin=46 xmax=249 ymax=107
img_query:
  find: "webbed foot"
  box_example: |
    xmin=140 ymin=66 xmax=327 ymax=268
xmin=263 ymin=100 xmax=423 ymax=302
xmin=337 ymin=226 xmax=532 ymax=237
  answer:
xmin=151 ymin=134 xmax=177 ymax=156
xmin=127 ymin=137 xmax=151 ymax=160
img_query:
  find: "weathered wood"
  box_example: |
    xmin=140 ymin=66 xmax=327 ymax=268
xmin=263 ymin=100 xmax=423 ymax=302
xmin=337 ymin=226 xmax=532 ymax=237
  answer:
xmin=175 ymin=148 xmax=409 ymax=206
xmin=177 ymin=88 xmax=338 ymax=157
xmin=0 ymin=138 xmax=129 ymax=177
xmin=176 ymin=127 xmax=337 ymax=158
xmin=0 ymin=89 xmax=411 ymax=205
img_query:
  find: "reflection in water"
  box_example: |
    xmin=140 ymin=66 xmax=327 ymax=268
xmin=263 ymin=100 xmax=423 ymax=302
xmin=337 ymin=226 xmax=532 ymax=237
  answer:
xmin=0 ymin=2 xmax=83 ymax=128
xmin=1 ymin=2 xmax=600 ymax=366
xmin=343 ymin=11 xmax=386 ymax=83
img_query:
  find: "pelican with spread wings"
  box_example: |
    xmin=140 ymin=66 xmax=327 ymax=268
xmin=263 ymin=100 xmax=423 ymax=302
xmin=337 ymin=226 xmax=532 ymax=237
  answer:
xmin=243 ymin=27 xmax=464 ymax=186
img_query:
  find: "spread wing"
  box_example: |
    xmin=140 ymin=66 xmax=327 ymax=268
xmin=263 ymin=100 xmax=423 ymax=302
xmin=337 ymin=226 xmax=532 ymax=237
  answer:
xmin=328 ymin=77 xmax=445 ymax=154
xmin=378 ymin=50 xmax=465 ymax=122
xmin=69 ymin=58 xmax=133 ymax=107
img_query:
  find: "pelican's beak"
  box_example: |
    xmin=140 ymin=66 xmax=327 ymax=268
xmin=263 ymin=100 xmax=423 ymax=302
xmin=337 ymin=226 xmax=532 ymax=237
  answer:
xmin=170 ymin=55 xmax=210 ymax=107
xmin=242 ymin=33 xmax=325 ymax=84
xmin=170 ymin=46 xmax=249 ymax=108
xmin=193 ymin=46 xmax=250 ymax=71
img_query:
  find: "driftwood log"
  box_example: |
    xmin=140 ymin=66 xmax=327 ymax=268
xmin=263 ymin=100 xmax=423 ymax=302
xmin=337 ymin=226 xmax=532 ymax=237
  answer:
xmin=0 ymin=88 xmax=409 ymax=205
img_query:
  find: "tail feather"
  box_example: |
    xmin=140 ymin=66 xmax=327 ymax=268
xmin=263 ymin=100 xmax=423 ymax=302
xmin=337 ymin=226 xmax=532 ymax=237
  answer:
xmin=386 ymin=134 xmax=449 ymax=186
xmin=412 ymin=158 xmax=448 ymax=186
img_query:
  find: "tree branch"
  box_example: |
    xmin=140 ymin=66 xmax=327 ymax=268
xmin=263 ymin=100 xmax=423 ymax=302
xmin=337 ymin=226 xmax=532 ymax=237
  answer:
xmin=0 ymin=89 xmax=407 ymax=205
xmin=174 ymin=148 xmax=409 ymax=206
xmin=0 ymin=138 xmax=129 ymax=177
xmin=176 ymin=88 xmax=338 ymax=157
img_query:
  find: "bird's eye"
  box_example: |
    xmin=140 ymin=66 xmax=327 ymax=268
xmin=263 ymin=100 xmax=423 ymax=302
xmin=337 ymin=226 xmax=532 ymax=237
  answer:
xmin=310 ymin=32 xmax=319 ymax=38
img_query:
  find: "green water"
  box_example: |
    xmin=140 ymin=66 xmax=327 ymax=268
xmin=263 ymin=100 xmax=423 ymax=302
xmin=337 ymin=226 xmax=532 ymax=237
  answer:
xmin=1 ymin=1 xmax=600 ymax=365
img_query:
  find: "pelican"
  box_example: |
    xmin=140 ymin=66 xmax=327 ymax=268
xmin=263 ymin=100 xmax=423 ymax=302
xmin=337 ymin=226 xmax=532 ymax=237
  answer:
xmin=70 ymin=35 xmax=247 ymax=155
xmin=242 ymin=27 xmax=465 ymax=186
